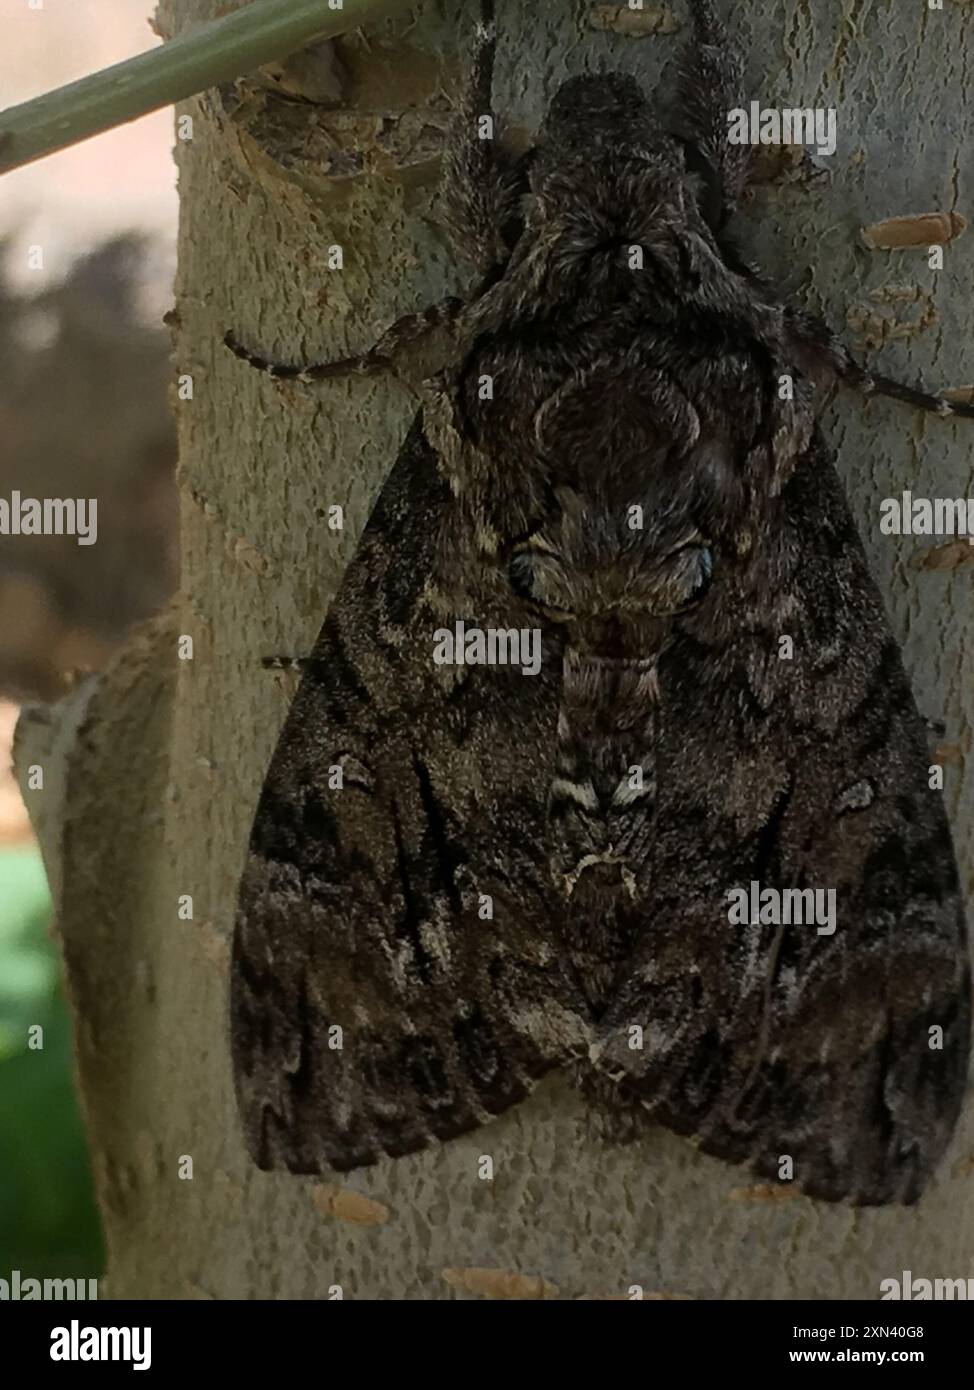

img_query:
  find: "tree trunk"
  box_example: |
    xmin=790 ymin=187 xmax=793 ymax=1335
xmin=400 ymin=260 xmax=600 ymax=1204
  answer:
xmin=20 ymin=0 xmax=973 ymax=1300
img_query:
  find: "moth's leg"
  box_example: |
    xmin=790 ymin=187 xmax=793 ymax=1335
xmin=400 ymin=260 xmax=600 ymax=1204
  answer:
xmin=674 ymin=0 xmax=753 ymax=220
xmin=855 ymin=367 xmax=974 ymax=419
xmin=786 ymin=308 xmax=974 ymax=420
xmin=438 ymin=0 xmax=523 ymax=275
xmin=224 ymin=296 xmax=464 ymax=385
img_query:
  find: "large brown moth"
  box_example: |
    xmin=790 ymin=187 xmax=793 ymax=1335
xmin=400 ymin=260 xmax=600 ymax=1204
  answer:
xmin=228 ymin=0 xmax=971 ymax=1204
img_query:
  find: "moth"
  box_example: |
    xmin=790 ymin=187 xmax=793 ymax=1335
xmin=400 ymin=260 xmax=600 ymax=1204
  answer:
xmin=229 ymin=0 xmax=971 ymax=1204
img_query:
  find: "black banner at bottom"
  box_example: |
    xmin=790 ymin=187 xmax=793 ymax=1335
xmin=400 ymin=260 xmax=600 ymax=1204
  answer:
xmin=0 ymin=1298 xmax=967 ymax=1374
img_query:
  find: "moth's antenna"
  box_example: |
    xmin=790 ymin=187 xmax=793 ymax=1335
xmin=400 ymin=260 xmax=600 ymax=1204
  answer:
xmin=439 ymin=0 xmax=522 ymax=276
xmin=673 ymin=0 xmax=754 ymax=223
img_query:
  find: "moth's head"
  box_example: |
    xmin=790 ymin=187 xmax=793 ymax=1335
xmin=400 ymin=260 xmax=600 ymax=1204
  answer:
xmin=540 ymin=73 xmax=650 ymax=149
xmin=525 ymin=72 xmax=705 ymax=264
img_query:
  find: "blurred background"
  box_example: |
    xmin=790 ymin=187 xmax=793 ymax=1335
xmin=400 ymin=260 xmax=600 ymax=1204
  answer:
xmin=0 ymin=0 xmax=178 ymax=1280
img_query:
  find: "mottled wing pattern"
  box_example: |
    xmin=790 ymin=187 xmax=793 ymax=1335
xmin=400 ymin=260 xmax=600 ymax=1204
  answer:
xmin=231 ymin=417 xmax=590 ymax=1172
xmin=593 ymin=437 xmax=971 ymax=1204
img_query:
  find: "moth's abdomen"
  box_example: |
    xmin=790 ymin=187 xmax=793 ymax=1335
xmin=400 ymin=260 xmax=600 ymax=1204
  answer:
xmin=549 ymin=646 xmax=658 ymax=1013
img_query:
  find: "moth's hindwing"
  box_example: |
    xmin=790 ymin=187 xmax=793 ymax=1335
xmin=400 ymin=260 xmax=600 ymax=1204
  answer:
xmin=231 ymin=416 xmax=590 ymax=1173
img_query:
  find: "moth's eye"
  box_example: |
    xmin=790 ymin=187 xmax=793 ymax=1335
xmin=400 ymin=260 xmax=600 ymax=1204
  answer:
xmin=507 ymin=548 xmax=574 ymax=619
xmin=653 ymin=542 xmax=714 ymax=615
xmin=684 ymin=544 xmax=714 ymax=602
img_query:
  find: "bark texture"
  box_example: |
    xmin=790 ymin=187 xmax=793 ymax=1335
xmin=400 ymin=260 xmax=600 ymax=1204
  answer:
xmin=19 ymin=0 xmax=974 ymax=1299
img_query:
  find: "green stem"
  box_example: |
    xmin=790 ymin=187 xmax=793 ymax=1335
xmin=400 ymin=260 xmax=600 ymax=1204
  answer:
xmin=0 ymin=0 xmax=401 ymax=176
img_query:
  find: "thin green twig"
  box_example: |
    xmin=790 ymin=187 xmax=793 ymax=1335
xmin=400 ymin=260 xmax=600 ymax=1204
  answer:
xmin=0 ymin=0 xmax=401 ymax=176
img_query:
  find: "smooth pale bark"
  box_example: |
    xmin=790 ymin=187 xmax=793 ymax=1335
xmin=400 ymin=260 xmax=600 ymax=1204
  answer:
xmin=19 ymin=0 xmax=973 ymax=1299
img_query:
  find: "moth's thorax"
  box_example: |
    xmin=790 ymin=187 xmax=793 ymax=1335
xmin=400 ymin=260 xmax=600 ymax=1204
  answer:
xmin=451 ymin=301 xmax=769 ymax=551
